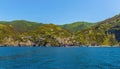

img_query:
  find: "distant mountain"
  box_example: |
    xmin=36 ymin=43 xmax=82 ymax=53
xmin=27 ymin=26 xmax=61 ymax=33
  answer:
xmin=0 ymin=20 xmax=96 ymax=33
xmin=0 ymin=20 xmax=42 ymax=32
xmin=59 ymin=22 xmax=96 ymax=32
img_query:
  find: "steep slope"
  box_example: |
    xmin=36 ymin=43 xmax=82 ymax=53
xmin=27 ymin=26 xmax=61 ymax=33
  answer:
xmin=0 ymin=24 xmax=18 ymax=44
xmin=76 ymin=14 xmax=120 ymax=46
xmin=59 ymin=22 xmax=96 ymax=32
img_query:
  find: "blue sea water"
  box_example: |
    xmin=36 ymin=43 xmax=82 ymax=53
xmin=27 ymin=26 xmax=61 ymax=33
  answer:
xmin=0 ymin=47 xmax=120 ymax=69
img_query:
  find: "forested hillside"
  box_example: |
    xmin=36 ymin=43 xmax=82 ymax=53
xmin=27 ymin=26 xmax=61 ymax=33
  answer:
xmin=59 ymin=22 xmax=96 ymax=32
xmin=0 ymin=14 xmax=120 ymax=46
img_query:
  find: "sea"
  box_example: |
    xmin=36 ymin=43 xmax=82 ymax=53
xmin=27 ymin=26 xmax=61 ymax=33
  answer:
xmin=0 ymin=47 xmax=120 ymax=69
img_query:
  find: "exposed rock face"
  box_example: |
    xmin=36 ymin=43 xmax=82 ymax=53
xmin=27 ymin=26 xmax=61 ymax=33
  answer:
xmin=0 ymin=37 xmax=33 ymax=46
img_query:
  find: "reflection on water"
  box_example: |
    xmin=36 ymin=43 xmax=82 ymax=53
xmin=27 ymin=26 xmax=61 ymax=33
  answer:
xmin=0 ymin=47 xmax=120 ymax=69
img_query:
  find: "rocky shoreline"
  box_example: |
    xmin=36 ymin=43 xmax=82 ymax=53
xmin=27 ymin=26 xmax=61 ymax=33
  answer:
xmin=0 ymin=44 xmax=120 ymax=47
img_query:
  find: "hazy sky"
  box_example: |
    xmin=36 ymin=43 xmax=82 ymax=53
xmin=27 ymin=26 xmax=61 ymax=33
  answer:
xmin=0 ymin=0 xmax=120 ymax=24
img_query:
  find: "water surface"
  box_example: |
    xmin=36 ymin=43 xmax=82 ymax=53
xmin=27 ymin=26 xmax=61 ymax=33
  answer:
xmin=0 ymin=47 xmax=120 ymax=69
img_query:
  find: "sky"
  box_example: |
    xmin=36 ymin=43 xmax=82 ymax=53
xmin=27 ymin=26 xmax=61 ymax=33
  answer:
xmin=0 ymin=0 xmax=120 ymax=24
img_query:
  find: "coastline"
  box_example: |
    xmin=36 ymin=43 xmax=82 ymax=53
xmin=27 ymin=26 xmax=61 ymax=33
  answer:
xmin=0 ymin=45 xmax=120 ymax=47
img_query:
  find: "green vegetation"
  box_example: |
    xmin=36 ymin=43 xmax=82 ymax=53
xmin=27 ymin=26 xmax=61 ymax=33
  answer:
xmin=59 ymin=22 xmax=96 ymax=32
xmin=0 ymin=24 xmax=18 ymax=44
xmin=75 ymin=14 xmax=120 ymax=46
xmin=0 ymin=14 xmax=120 ymax=46
xmin=0 ymin=20 xmax=42 ymax=32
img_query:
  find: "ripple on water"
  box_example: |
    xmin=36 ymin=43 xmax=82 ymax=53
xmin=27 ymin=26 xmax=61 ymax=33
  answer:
xmin=0 ymin=47 xmax=120 ymax=69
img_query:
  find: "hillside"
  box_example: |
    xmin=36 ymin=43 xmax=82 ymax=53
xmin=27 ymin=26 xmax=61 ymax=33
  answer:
xmin=0 ymin=20 xmax=42 ymax=32
xmin=0 ymin=24 xmax=18 ymax=44
xmin=0 ymin=14 xmax=120 ymax=46
xmin=75 ymin=14 xmax=120 ymax=46
xmin=0 ymin=20 xmax=95 ymax=33
xmin=59 ymin=22 xmax=96 ymax=32
xmin=26 ymin=24 xmax=72 ymax=46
